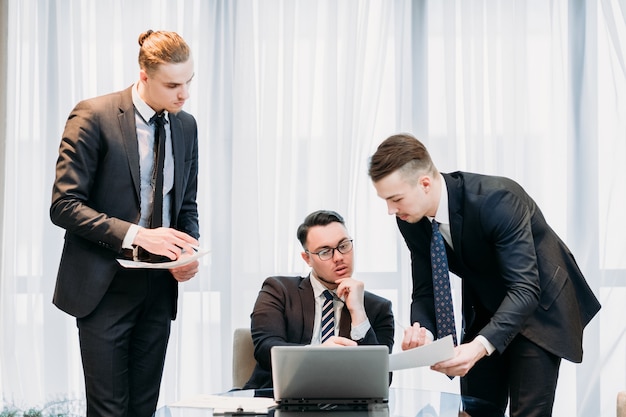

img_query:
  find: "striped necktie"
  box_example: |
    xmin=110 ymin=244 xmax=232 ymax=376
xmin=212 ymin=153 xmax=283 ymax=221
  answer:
xmin=321 ymin=290 xmax=335 ymax=343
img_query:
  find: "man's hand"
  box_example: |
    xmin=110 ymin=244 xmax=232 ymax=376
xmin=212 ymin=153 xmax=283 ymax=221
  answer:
xmin=430 ymin=339 xmax=487 ymax=377
xmin=169 ymin=256 xmax=199 ymax=282
xmin=401 ymin=322 xmax=431 ymax=350
xmin=335 ymin=278 xmax=366 ymax=326
xmin=321 ymin=336 xmax=357 ymax=347
xmin=133 ymin=227 xmax=199 ymax=260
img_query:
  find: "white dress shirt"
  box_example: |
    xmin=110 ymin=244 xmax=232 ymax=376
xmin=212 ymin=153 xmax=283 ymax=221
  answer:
xmin=122 ymin=83 xmax=175 ymax=248
xmin=427 ymin=173 xmax=495 ymax=355
xmin=308 ymin=273 xmax=371 ymax=344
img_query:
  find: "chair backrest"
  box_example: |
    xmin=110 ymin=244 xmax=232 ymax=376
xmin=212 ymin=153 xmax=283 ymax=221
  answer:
xmin=618 ymin=391 xmax=626 ymax=417
xmin=232 ymin=327 xmax=256 ymax=389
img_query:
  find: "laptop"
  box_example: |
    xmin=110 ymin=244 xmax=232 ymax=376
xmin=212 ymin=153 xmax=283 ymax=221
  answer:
xmin=273 ymin=404 xmax=389 ymax=417
xmin=271 ymin=345 xmax=390 ymax=407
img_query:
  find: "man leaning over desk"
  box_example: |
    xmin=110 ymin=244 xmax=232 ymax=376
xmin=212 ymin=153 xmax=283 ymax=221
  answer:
xmin=243 ymin=210 xmax=395 ymax=389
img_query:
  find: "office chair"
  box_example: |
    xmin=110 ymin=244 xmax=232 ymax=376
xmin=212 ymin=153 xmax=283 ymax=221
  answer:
xmin=232 ymin=327 xmax=256 ymax=389
xmin=618 ymin=391 xmax=626 ymax=417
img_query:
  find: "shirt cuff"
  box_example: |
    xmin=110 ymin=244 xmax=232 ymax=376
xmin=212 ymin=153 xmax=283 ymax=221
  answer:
xmin=475 ymin=335 xmax=496 ymax=355
xmin=122 ymin=224 xmax=141 ymax=249
xmin=350 ymin=318 xmax=372 ymax=341
xmin=424 ymin=328 xmax=435 ymax=343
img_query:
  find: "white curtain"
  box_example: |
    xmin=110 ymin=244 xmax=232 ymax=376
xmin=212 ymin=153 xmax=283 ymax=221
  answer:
xmin=1 ymin=0 xmax=623 ymax=415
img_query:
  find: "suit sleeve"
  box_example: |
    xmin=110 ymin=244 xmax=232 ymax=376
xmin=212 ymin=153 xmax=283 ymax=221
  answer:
xmin=249 ymin=277 xmax=305 ymax=371
xmin=358 ymin=295 xmax=395 ymax=353
xmin=474 ymin=190 xmax=541 ymax=352
xmin=50 ymin=100 xmax=132 ymax=252
xmin=398 ymin=219 xmax=438 ymax=336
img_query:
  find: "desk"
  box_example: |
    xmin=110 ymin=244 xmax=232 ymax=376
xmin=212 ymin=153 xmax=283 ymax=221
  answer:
xmin=154 ymin=388 xmax=505 ymax=417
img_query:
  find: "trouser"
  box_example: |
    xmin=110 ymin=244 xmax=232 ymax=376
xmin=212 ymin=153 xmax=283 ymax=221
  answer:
xmin=77 ymin=268 xmax=175 ymax=417
xmin=461 ymin=334 xmax=561 ymax=417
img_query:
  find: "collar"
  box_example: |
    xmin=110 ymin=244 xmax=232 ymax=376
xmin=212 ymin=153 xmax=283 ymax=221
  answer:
xmin=309 ymin=272 xmax=337 ymax=300
xmin=428 ymin=172 xmax=450 ymax=226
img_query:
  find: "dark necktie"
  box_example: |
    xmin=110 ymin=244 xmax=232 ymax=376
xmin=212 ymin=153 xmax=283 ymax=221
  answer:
xmin=321 ymin=290 xmax=335 ymax=343
xmin=430 ymin=220 xmax=457 ymax=346
xmin=150 ymin=113 xmax=166 ymax=229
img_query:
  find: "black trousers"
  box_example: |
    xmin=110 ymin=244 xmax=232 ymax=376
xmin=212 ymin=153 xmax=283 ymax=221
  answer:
xmin=461 ymin=334 xmax=561 ymax=417
xmin=76 ymin=268 xmax=175 ymax=417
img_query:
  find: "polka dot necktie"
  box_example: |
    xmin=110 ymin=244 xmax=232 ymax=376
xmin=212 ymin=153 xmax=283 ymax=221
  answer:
xmin=321 ymin=290 xmax=335 ymax=343
xmin=430 ymin=220 xmax=457 ymax=346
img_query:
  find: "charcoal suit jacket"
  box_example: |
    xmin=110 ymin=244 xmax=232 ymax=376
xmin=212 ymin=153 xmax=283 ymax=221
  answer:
xmin=243 ymin=275 xmax=395 ymax=389
xmin=50 ymin=86 xmax=199 ymax=319
xmin=398 ymin=171 xmax=600 ymax=363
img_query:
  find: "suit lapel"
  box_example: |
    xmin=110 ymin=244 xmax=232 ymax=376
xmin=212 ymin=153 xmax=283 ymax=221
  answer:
xmin=339 ymin=306 xmax=351 ymax=338
xmin=169 ymin=112 xmax=185 ymax=222
xmin=118 ymin=87 xmax=141 ymax=202
xmin=443 ymin=173 xmax=464 ymax=262
xmin=300 ymin=276 xmax=315 ymax=343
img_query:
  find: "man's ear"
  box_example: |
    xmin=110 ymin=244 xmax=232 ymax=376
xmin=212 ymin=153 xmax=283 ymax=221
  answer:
xmin=419 ymin=174 xmax=432 ymax=192
xmin=139 ymin=69 xmax=149 ymax=82
xmin=301 ymin=251 xmax=311 ymax=265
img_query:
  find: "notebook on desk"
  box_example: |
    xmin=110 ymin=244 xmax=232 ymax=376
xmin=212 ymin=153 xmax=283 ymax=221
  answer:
xmin=271 ymin=345 xmax=389 ymax=406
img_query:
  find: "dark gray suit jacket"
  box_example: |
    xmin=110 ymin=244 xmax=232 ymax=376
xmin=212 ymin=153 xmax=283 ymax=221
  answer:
xmin=50 ymin=86 xmax=199 ymax=319
xmin=398 ymin=171 xmax=600 ymax=363
xmin=243 ymin=275 xmax=395 ymax=389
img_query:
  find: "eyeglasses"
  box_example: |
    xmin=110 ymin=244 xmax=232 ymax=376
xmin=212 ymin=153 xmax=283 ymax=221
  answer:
xmin=306 ymin=239 xmax=354 ymax=261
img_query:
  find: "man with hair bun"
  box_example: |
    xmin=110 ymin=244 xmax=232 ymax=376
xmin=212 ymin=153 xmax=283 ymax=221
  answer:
xmin=51 ymin=30 xmax=200 ymax=417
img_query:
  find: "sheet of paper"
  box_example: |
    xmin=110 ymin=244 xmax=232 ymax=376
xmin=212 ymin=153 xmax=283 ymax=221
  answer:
xmin=116 ymin=247 xmax=210 ymax=269
xmin=388 ymin=335 xmax=455 ymax=371
xmin=168 ymin=393 xmax=276 ymax=413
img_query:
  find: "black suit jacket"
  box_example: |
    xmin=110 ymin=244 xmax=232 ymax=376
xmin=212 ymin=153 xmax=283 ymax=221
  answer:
xmin=50 ymin=86 xmax=199 ymax=319
xmin=243 ymin=275 xmax=395 ymax=389
xmin=398 ymin=172 xmax=600 ymax=363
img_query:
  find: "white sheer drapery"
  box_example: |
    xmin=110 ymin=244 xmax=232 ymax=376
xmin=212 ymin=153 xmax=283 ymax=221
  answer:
xmin=1 ymin=0 xmax=623 ymax=415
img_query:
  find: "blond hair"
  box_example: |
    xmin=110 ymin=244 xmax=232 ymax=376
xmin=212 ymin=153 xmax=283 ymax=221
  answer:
xmin=137 ymin=30 xmax=190 ymax=75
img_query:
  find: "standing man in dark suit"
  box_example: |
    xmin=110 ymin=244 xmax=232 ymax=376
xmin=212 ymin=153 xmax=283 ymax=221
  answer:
xmin=243 ymin=210 xmax=395 ymax=389
xmin=50 ymin=30 xmax=200 ymax=417
xmin=368 ymin=134 xmax=601 ymax=417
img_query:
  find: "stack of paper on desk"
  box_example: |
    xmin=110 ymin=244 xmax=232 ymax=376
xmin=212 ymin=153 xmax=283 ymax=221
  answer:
xmin=388 ymin=335 xmax=455 ymax=371
xmin=169 ymin=394 xmax=276 ymax=414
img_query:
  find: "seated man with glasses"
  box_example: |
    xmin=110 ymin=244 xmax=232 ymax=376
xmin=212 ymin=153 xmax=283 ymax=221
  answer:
xmin=242 ymin=210 xmax=395 ymax=389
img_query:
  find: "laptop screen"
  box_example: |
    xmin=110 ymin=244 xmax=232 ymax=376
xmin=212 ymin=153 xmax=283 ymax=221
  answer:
xmin=271 ymin=345 xmax=390 ymax=405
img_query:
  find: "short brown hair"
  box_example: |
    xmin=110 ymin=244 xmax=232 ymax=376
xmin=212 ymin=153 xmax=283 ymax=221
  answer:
xmin=296 ymin=210 xmax=345 ymax=248
xmin=368 ymin=133 xmax=437 ymax=183
xmin=138 ymin=30 xmax=190 ymax=75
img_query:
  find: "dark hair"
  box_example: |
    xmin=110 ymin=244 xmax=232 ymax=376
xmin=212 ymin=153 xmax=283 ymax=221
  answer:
xmin=138 ymin=30 xmax=190 ymax=75
xmin=368 ymin=133 xmax=437 ymax=183
xmin=296 ymin=210 xmax=345 ymax=247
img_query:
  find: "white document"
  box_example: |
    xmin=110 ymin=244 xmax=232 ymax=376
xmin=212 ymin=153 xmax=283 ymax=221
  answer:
xmin=388 ymin=335 xmax=455 ymax=371
xmin=116 ymin=247 xmax=210 ymax=269
xmin=168 ymin=393 xmax=276 ymax=413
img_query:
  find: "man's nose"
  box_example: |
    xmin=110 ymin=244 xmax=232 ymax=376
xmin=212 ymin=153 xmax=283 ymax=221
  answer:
xmin=179 ymin=85 xmax=190 ymax=100
xmin=387 ymin=201 xmax=397 ymax=215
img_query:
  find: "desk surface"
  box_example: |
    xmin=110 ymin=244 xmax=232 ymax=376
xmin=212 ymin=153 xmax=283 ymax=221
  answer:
xmin=154 ymin=388 xmax=505 ymax=417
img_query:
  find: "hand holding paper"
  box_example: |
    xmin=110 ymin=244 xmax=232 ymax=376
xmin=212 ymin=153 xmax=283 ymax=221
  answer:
xmin=388 ymin=335 xmax=455 ymax=371
xmin=132 ymin=226 xmax=200 ymax=261
xmin=430 ymin=337 xmax=489 ymax=377
xmin=117 ymin=247 xmax=210 ymax=269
